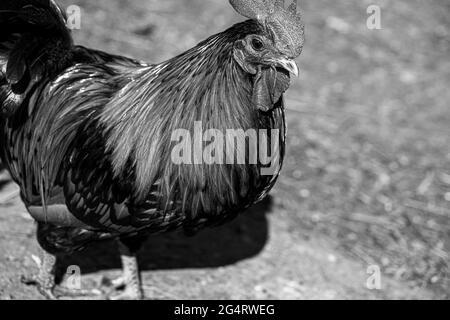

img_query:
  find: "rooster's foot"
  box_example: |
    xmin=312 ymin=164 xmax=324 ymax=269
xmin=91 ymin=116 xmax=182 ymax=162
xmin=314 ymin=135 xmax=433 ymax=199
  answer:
xmin=22 ymin=249 xmax=103 ymax=299
xmin=22 ymin=274 xmax=103 ymax=299
xmin=21 ymin=274 xmax=57 ymax=300
xmin=101 ymin=274 xmax=144 ymax=300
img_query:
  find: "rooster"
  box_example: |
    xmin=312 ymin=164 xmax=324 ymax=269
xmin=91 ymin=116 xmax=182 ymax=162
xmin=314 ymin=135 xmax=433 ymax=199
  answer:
xmin=0 ymin=0 xmax=304 ymax=299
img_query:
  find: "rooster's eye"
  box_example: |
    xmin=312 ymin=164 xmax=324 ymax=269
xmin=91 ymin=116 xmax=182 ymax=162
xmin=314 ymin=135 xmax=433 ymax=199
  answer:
xmin=251 ymin=38 xmax=264 ymax=51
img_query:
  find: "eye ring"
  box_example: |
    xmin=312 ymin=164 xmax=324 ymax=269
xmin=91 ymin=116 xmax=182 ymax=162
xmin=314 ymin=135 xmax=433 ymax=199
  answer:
xmin=251 ymin=38 xmax=264 ymax=51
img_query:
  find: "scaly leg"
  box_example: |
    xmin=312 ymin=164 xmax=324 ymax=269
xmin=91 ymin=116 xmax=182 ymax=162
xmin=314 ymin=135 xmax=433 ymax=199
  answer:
xmin=21 ymin=249 xmax=58 ymax=300
xmin=105 ymin=237 xmax=145 ymax=300
xmin=22 ymin=222 xmax=104 ymax=299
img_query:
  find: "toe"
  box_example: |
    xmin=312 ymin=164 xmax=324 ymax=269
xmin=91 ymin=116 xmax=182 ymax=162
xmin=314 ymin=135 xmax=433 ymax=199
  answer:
xmin=39 ymin=288 xmax=58 ymax=300
xmin=20 ymin=274 xmax=39 ymax=286
xmin=53 ymin=286 xmax=104 ymax=299
xmin=101 ymin=275 xmax=126 ymax=289
xmin=107 ymin=287 xmax=144 ymax=300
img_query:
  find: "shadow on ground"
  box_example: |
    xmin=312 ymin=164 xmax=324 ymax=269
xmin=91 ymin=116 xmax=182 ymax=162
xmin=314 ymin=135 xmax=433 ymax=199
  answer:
xmin=58 ymin=197 xmax=272 ymax=277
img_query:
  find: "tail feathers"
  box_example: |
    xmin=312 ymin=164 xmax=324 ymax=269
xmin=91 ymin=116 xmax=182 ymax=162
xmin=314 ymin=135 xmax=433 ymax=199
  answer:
xmin=0 ymin=0 xmax=73 ymax=115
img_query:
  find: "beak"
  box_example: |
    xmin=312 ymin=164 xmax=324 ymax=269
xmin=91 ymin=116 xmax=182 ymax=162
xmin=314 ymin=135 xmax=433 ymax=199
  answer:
xmin=276 ymin=58 xmax=299 ymax=77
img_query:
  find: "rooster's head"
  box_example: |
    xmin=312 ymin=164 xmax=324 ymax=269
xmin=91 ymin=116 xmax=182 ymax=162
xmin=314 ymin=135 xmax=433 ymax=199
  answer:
xmin=229 ymin=0 xmax=304 ymax=111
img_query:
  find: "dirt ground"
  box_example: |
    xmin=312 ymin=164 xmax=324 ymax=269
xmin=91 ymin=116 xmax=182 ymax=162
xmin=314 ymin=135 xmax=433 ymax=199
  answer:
xmin=0 ymin=183 xmax=435 ymax=300
xmin=0 ymin=0 xmax=449 ymax=299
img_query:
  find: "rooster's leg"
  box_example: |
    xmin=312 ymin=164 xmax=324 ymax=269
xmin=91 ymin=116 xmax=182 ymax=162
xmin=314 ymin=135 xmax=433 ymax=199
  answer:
xmin=22 ymin=221 xmax=104 ymax=299
xmin=105 ymin=237 xmax=145 ymax=300
xmin=21 ymin=248 xmax=104 ymax=299
xmin=21 ymin=250 xmax=58 ymax=300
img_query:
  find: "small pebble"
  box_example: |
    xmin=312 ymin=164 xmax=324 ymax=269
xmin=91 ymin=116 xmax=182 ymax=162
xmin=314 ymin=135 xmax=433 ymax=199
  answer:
xmin=444 ymin=193 xmax=450 ymax=202
xmin=299 ymin=189 xmax=311 ymax=198
xmin=328 ymin=254 xmax=337 ymax=263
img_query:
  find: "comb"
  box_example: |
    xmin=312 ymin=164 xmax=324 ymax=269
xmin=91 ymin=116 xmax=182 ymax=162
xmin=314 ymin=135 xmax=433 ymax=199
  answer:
xmin=229 ymin=0 xmax=304 ymax=57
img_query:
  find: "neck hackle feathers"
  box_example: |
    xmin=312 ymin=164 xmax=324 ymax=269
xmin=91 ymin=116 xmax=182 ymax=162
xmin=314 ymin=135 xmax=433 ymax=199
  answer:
xmin=229 ymin=0 xmax=304 ymax=57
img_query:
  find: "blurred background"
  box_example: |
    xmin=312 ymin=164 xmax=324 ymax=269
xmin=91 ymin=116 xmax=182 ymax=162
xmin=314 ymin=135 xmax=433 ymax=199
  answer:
xmin=0 ymin=0 xmax=449 ymax=299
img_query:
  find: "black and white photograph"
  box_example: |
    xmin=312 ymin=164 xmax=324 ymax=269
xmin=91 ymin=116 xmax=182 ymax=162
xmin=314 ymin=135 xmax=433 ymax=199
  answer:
xmin=0 ymin=0 xmax=448 ymax=305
